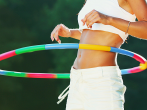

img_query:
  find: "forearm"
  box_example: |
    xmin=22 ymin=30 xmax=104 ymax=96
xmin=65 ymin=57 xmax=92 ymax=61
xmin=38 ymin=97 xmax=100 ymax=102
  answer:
xmin=109 ymin=17 xmax=147 ymax=40
xmin=69 ymin=29 xmax=82 ymax=40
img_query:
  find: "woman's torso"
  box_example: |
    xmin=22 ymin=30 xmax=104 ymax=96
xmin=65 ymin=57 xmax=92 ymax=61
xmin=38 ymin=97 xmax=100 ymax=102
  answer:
xmin=73 ymin=0 xmax=135 ymax=69
xmin=73 ymin=29 xmax=123 ymax=69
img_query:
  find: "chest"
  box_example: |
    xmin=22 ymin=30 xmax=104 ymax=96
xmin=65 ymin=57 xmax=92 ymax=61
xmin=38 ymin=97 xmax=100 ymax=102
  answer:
xmin=78 ymin=0 xmax=135 ymax=21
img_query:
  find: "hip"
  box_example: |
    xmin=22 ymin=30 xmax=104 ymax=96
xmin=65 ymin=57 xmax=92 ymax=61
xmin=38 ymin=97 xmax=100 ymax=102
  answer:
xmin=69 ymin=66 xmax=126 ymax=99
xmin=69 ymin=66 xmax=126 ymax=106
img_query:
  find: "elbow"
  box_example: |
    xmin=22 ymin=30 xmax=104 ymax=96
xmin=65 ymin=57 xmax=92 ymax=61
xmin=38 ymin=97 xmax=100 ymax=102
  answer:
xmin=138 ymin=22 xmax=147 ymax=40
xmin=137 ymin=32 xmax=147 ymax=40
xmin=142 ymin=27 xmax=147 ymax=39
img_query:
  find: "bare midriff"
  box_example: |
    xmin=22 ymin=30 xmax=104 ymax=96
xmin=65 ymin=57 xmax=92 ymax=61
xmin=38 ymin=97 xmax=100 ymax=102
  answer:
xmin=73 ymin=29 xmax=124 ymax=69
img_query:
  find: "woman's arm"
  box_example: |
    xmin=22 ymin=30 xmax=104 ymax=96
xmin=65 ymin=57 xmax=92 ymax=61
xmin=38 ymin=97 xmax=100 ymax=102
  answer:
xmin=109 ymin=0 xmax=147 ymax=40
xmin=50 ymin=24 xmax=81 ymax=43
xmin=81 ymin=0 xmax=147 ymax=40
xmin=69 ymin=29 xmax=82 ymax=40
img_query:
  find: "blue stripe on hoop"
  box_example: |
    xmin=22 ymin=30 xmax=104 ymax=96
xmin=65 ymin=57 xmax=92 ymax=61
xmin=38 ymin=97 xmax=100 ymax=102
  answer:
xmin=0 ymin=70 xmax=6 ymax=75
xmin=45 ymin=43 xmax=79 ymax=50
xmin=121 ymin=69 xmax=129 ymax=75
xmin=110 ymin=47 xmax=134 ymax=57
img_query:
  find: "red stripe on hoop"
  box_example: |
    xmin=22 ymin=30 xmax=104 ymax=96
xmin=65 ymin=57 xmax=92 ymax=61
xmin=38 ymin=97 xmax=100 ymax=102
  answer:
xmin=0 ymin=50 xmax=17 ymax=61
xmin=129 ymin=67 xmax=143 ymax=73
xmin=27 ymin=73 xmax=57 ymax=78
xmin=133 ymin=54 xmax=146 ymax=64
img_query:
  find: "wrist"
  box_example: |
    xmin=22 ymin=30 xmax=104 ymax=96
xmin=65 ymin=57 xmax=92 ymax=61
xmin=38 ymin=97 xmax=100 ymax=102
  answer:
xmin=67 ymin=29 xmax=81 ymax=40
xmin=68 ymin=29 xmax=72 ymax=37
xmin=107 ymin=16 xmax=113 ymax=25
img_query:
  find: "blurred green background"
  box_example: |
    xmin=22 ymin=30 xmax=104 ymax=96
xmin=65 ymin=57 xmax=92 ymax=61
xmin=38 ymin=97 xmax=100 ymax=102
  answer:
xmin=0 ymin=0 xmax=147 ymax=110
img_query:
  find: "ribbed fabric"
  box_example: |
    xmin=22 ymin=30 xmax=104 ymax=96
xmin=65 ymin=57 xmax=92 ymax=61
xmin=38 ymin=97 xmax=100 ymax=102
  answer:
xmin=78 ymin=0 xmax=136 ymax=42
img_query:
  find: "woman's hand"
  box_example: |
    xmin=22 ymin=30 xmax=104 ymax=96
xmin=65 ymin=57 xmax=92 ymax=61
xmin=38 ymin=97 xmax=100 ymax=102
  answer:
xmin=81 ymin=9 xmax=111 ymax=28
xmin=50 ymin=24 xmax=71 ymax=43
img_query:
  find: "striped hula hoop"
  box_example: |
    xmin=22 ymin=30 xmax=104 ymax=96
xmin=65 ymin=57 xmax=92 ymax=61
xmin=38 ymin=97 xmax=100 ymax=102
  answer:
xmin=0 ymin=43 xmax=146 ymax=79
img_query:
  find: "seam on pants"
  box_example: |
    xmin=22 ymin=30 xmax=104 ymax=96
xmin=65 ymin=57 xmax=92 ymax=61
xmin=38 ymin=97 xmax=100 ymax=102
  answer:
xmin=109 ymin=72 xmax=113 ymax=110
xmin=102 ymin=68 xmax=104 ymax=77
xmin=80 ymin=72 xmax=85 ymax=109
xmin=110 ymin=82 xmax=113 ymax=110
xmin=102 ymin=69 xmax=113 ymax=110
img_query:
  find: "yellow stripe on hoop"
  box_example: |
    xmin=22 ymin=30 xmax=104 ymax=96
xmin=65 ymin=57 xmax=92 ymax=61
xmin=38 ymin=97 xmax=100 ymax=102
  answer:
xmin=79 ymin=44 xmax=111 ymax=51
xmin=140 ymin=62 xmax=147 ymax=70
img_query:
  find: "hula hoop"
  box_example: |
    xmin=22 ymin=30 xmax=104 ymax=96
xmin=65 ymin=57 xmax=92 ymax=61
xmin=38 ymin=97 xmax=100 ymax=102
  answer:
xmin=0 ymin=43 xmax=146 ymax=79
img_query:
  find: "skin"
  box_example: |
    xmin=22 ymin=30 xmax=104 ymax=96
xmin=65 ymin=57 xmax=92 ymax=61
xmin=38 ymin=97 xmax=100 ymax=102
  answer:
xmin=51 ymin=0 xmax=147 ymax=69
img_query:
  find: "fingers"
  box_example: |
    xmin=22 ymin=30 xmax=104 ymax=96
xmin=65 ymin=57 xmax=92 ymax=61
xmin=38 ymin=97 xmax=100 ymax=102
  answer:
xmin=81 ymin=10 xmax=100 ymax=28
xmin=51 ymin=25 xmax=58 ymax=41
xmin=87 ymin=14 xmax=100 ymax=28
xmin=51 ymin=32 xmax=54 ymax=41
xmin=54 ymin=31 xmax=61 ymax=43
xmin=82 ymin=10 xmax=94 ymax=25
xmin=51 ymin=24 xmax=61 ymax=43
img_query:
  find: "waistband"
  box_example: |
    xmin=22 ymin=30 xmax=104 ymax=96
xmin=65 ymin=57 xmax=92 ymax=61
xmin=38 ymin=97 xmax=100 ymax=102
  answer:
xmin=70 ymin=66 xmax=122 ymax=78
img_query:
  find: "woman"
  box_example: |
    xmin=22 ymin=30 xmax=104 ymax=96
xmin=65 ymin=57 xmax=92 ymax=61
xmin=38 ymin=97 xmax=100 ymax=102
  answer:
xmin=51 ymin=0 xmax=147 ymax=110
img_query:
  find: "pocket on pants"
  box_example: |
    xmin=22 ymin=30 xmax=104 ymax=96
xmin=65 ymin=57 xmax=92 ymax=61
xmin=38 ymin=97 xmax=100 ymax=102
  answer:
xmin=83 ymin=76 xmax=126 ymax=110
xmin=109 ymin=76 xmax=126 ymax=104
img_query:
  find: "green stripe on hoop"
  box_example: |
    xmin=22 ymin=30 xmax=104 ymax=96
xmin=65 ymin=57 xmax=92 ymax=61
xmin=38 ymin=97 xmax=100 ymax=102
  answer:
xmin=15 ymin=45 xmax=45 ymax=55
xmin=56 ymin=74 xmax=70 ymax=79
xmin=6 ymin=71 xmax=26 ymax=77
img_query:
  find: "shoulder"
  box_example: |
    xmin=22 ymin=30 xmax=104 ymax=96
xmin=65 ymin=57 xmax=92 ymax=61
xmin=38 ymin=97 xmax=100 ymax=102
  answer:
xmin=127 ymin=0 xmax=147 ymax=21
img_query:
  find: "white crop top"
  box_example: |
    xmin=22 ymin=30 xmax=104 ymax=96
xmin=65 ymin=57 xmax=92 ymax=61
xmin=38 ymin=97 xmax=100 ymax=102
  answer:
xmin=78 ymin=0 xmax=136 ymax=42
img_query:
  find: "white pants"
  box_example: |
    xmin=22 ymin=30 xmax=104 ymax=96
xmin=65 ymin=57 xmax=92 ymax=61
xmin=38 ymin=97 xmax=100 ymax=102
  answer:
xmin=66 ymin=66 xmax=126 ymax=110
